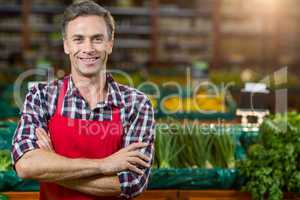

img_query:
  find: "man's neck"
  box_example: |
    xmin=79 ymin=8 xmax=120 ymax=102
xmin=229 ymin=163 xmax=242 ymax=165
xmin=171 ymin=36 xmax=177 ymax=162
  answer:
xmin=71 ymin=70 xmax=107 ymax=109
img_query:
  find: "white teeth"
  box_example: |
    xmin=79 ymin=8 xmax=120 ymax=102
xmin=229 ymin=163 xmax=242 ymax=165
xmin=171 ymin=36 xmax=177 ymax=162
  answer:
xmin=79 ymin=58 xmax=98 ymax=62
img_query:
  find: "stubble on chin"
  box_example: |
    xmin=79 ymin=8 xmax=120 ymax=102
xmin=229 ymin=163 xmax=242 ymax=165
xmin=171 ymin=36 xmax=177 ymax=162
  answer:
xmin=76 ymin=63 xmax=106 ymax=78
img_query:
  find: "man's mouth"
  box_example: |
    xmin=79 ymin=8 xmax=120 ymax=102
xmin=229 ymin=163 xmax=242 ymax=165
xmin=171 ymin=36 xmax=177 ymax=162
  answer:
xmin=78 ymin=56 xmax=100 ymax=65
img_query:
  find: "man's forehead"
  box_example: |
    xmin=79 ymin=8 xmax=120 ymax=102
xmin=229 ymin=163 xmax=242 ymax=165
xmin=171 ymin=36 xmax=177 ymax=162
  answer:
xmin=66 ymin=16 xmax=108 ymax=38
xmin=67 ymin=15 xmax=107 ymax=30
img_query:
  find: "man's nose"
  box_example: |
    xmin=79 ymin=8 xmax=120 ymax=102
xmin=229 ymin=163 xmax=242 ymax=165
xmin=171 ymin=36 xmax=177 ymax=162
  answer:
xmin=82 ymin=41 xmax=95 ymax=53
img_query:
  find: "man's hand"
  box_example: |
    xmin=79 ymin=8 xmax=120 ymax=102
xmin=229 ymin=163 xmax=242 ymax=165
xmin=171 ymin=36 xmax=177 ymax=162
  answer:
xmin=100 ymin=143 xmax=151 ymax=176
xmin=36 ymin=128 xmax=54 ymax=152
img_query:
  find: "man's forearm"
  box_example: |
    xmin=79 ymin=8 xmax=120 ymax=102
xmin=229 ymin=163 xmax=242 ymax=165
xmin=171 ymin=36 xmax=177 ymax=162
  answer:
xmin=57 ymin=175 xmax=122 ymax=197
xmin=16 ymin=149 xmax=104 ymax=182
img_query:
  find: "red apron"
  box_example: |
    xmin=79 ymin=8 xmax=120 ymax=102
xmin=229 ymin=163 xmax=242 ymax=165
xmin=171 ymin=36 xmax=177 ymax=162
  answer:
xmin=41 ymin=77 xmax=123 ymax=200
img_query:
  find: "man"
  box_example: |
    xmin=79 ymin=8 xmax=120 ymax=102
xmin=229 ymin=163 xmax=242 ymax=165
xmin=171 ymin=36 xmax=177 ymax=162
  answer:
xmin=11 ymin=1 xmax=155 ymax=199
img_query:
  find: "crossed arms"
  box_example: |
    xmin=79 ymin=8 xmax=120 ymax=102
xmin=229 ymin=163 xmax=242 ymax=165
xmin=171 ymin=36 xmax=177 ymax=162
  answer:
xmin=15 ymin=129 xmax=150 ymax=197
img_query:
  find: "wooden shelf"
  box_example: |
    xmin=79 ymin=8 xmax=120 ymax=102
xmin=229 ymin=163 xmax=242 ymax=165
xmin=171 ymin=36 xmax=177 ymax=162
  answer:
xmin=4 ymin=190 xmax=300 ymax=200
xmin=159 ymin=30 xmax=210 ymax=37
xmin=1 ymin=192 xmax=39 ymax=200
xmin=108 ymin=7 xmax=150 ymax=16
xmin=1 ymin=190 xmax=251 ymax=200
xmin=221 ymin=59 xmax=265 ymax=66
xmin=179 ymin=190 xmax=251 ymax=200
xmin=117 ymin=26 xmax=151 ymax=35
xmin=0 ymin=24 xmax=22 ymax=32
xmin=221 ymin=31 xmax=270 ymax=38
xmin=159 ymin=7 xmax=211 ymax=18
xmin=30 ymin=24 xmax=59 ymax=33
xmin=31 ymin=5 xmax=64 ymax=14
xmin=115 ymin=39 xmax=150 ymax=49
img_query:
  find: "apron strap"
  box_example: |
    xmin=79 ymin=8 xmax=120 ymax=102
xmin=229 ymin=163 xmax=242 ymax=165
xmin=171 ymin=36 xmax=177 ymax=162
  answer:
xmin=56 ymin=77 xmax=69 ymax=115
xmin=111 ymin=106 xmax=121 ymax=122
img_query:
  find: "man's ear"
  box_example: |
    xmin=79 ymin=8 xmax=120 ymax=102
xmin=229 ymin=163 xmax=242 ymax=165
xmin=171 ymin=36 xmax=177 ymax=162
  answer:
xmin=106 ymin=40 xmax=113 ymax=55
xmin=63 ymin=39 xmax=69 ymax=54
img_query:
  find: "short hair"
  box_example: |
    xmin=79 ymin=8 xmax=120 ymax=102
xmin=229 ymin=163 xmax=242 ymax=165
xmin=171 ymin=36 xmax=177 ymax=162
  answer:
xmin=62 ymin=0 xmax=115 ymax=40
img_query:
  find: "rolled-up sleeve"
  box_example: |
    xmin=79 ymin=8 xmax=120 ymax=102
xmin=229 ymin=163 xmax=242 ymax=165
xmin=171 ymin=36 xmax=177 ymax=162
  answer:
xmin=11 ymin=85 xmax=48 ymax=168
xmin=118 ymin=97 xmax=155 ymax=199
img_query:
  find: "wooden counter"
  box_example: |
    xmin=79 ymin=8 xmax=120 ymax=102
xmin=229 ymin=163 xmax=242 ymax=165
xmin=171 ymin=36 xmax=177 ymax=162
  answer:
xmin=3 ymin=190 xmax=300 ymax=200
xmin=1 ymin=190 xmax=251 ymax=200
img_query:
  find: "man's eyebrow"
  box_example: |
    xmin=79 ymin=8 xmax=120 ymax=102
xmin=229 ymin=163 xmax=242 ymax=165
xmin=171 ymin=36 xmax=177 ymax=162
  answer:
xmin=71 ymin=34 xmax=83 ymax=38
xmin=71 ymin=34 xmax=105 ymax=38
xmin=91 ymin=34 xmax=104 ymax=38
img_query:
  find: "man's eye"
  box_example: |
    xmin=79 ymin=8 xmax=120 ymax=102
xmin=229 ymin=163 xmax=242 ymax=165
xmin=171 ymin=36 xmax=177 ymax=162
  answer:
xmin=73 ymin=38 xmax=82 ymax=42
xmin=94 ymin=38 xmax=103 ymax=42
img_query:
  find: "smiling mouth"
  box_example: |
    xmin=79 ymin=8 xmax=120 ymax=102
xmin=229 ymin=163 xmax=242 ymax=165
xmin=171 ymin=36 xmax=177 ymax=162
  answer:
xmin=78 ymin=57 xmax=100 ymax=65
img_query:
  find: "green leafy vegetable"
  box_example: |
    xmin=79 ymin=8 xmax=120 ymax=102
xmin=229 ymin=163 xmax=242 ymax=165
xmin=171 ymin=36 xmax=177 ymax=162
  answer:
xmin=0 ymin=150 xmax=12 ymax=171
xmin=154 ymin=121 xmax=237 ymax=169
xmin=238 ymin=112 xmax=300 ymax=200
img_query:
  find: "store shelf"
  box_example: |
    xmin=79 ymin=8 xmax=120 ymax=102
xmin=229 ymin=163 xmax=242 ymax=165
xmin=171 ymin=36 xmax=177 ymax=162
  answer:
xmin=221 ymin=58 xmax=265 ymax=66
xmin=115 ymin=39 xmax=150 ymax=49
xmin=159 ymin=30 xmax=209 ymax=37
xmin=108 ymin=6 xmax=150 ymax=16
xmin=0 ymin=4 xmax=21 ymax=14
xmin=31 ymin=5 xmax=64 ymax=14
xmin=117 ymin=26 xmax=151 ymax=35
xmin=0 ymin=24 xmax=22 ymax=32
xmin=30 ymin=24 xmax=59 ymax=33
xmin=0 ymin=1 xmax=214 ymax=70
xmin=221 ymin=31 xmax=270 ymax=38
xmin=159 ymin=7 xmax=211 ymax=18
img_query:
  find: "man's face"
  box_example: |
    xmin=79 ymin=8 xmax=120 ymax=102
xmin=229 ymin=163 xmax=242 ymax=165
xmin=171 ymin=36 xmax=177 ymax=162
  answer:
xmin=63 ymin=15 xmax=113 ymax=77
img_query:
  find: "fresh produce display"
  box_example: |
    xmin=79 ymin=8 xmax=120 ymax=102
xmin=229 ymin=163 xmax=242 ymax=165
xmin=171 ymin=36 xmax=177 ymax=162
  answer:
xmin=143 ymin=88 xmax=228 ymax=113
xmin=0 ymin=122 xmax=15 ymax=171
xmin=0 ymin=194 xmax=8 ymax=200
xmin=238 ymin=112 xmax=300 ymax=200
xmin=210 ymin=69 xmax=246 ymax=88
xmin=0 ymin=119 xmax=243 ymax=192
xmin=3 ymin=112 xmax=300 ymax=195
xmin=0 ymin=150 xmax=11 ymax=171
xmin=112 ymin=72 xmax=144 ymax=87
xmin=162 ymin=94 xmax=226 ymax=112
xmin=154 ymin=122 xmax=237 ymax=169
xmin=148 ymin=74 xmax=187 ymax=86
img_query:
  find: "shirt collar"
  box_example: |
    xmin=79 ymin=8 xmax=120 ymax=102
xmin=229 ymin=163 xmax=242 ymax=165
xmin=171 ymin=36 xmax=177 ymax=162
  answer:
xmin=66 ymin=73 xmax=125 ymax=109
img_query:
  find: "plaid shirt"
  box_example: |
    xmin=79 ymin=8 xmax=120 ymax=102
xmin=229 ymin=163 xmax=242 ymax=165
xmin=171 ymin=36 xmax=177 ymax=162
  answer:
xmin=11 ymin=73 xmax=155 ymax=199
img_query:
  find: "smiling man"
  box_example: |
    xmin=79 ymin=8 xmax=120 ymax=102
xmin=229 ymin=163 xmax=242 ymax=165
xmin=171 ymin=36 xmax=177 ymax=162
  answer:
xmin=11 ymin=1 xmax=155 ymax=200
